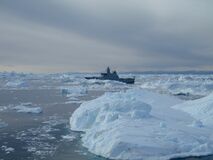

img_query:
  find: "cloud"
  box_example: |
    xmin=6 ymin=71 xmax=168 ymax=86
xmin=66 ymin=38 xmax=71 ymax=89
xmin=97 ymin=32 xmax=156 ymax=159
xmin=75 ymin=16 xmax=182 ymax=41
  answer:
xmin=0 ymin=0 xmax=212 ymax=72
xmin=0 ymin=12 xmax=142 ymax=72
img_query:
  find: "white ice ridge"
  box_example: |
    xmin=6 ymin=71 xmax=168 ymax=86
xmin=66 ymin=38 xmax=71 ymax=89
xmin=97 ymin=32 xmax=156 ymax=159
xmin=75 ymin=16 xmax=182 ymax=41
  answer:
xmin=70 ymin=89 xmax=213 ymax=160
xmin=13 ymin=104 xmax=42 ymax=114
xmin=172 ymin=93 xmax=213 ymax=126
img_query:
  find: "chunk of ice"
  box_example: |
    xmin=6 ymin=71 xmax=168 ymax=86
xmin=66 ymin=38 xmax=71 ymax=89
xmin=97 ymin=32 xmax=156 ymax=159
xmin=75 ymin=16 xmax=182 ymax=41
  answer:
xmin=70 ymin=89 xmax=213 ymax=160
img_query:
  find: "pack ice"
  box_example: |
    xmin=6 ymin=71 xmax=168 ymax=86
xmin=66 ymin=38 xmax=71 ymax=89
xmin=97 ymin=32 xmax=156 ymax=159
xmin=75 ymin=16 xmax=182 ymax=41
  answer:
xmin=70 ymin=89 xmax=213 ymax=160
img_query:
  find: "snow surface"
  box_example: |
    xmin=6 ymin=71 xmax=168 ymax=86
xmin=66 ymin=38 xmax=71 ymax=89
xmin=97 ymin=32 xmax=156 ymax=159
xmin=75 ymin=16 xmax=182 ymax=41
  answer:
xmin=70 ymin=89 xmax=213 ymax=160
xmin=172 ymin=93 xmax=213 ymax=126
xmin=13 ymin=105 xmax=42 ymax=114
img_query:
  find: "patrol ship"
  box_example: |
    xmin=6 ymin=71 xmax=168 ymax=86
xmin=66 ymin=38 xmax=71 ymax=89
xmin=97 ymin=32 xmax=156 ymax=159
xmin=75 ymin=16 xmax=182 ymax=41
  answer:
xmin=85 ymin=67 xmax=135 ymax=84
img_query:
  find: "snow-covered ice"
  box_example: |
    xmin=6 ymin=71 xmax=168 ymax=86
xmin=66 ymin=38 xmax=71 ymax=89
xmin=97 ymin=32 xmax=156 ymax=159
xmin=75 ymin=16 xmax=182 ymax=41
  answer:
xmin=13 ymin=104 xmax=42 ymax=114
xmin=173 ymin=93 xmax=213 ymax=126
xmin=70 ymin=89 xmax=213 ymax=160
xmin=138 ymin=74 xmax=213 ymax=99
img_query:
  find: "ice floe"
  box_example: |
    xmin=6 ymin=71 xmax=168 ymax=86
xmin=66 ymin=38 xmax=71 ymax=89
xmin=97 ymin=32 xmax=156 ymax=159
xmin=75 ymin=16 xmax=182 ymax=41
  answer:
xmin=61 ymin=135 xmax=76 ymax=141
xmin=5 ymin=80 xmax=28 ymax=88
xmin=65 ymin=100 xmax=86 ymax=104
xmin=13 ymin=104 xmax=42 ymax=114
xmin=0 ymin=106 xmax=8 ymax=112
xmin=61 ymin=86 xmax=87 ymax=97
xmin=70 ymin=89 xmax=213 ymax=160
xmin=61 ymin=86 xmax=88 ymax=103
xmin=1 ymin=146 xmax=15 ymax=154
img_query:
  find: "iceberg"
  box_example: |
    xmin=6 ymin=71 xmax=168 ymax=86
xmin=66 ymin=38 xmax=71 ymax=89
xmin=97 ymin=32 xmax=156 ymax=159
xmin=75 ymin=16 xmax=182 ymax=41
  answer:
xmin=70 ymin=89 xmax=213 ymax=160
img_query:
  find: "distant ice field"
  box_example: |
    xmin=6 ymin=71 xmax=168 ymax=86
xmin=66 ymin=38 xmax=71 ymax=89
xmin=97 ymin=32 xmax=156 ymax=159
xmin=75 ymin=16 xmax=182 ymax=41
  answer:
xmin=0 ymin=72 xmax=212 ymax=100
xmin=0 ymin=71 xmax=213 ymax=160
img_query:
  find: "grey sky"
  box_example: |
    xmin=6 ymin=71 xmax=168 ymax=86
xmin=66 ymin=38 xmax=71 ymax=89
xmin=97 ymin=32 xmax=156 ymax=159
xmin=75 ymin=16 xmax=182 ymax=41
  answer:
xmin=0 ymin=0 xmax=212 ymax=73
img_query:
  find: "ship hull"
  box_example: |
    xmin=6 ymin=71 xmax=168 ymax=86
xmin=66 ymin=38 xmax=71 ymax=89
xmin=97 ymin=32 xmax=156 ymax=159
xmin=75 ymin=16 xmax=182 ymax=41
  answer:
xmin=85 ymin=77 xmax=135 ymax=84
